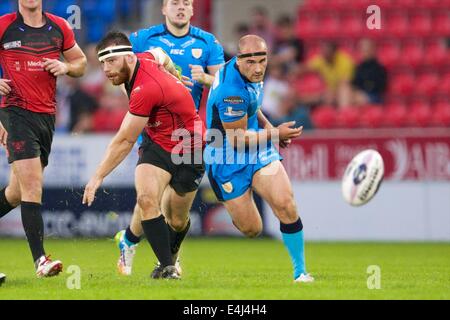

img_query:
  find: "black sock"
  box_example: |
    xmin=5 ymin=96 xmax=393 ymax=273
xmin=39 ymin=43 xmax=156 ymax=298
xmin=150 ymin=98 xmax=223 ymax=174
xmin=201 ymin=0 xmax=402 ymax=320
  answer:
xmin=168 ymin=218 xmax=191 ymax=255
xmin=21 ymin=202 xmax=45 ymax=263
xmin=0 ymin=187 xmax=15 ymax=219
xmin=125 ymin=226 xmax=141 ymax=244
xmin=141 ymin=215 xmax=172 ymax=267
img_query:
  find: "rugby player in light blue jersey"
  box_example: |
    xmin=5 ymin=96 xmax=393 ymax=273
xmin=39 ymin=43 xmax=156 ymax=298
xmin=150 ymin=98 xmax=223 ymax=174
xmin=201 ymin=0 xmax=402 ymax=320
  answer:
xmin=115 ymin=0 xmax=224 ymax=278
xmin=205 ymin=35 xmax=314 ymax=283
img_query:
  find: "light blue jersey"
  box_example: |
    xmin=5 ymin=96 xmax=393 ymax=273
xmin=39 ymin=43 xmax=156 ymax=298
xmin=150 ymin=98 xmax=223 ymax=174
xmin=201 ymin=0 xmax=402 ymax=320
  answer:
xmin=205 ymin=57 xmax=281 ymax=201
xmin=130 ymin=24 xmax=224 ymax=110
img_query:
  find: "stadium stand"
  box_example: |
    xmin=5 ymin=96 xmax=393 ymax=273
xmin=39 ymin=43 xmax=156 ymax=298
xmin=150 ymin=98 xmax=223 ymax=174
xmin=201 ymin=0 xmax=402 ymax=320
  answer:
xmin=298 ymin=0 xmax=450 ymax=128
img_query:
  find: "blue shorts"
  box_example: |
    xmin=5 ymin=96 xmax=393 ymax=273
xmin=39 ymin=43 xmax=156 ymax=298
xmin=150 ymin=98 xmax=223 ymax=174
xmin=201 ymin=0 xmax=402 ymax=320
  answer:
xmin=205 ymin=143 xmax=282 ymax=202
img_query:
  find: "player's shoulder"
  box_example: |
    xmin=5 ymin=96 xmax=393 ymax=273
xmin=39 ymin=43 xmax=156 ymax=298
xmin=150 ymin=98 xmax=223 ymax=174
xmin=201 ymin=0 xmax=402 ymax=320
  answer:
xmin=131 ymin=24 xmax=166 ymax=40
xmin=190 ymin=26 xmax=220 ymax=45
xmin=45 ymin=12 xmax=71 ymax=29
xmin=0 ymin=12 xmax=18 ymax=28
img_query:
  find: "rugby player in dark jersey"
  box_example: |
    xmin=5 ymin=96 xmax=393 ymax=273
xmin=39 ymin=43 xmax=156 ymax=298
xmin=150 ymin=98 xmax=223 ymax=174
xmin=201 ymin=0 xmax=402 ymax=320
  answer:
xmin=0 ymin=0 xmax=87 ymax=278
xmin=83 ymin=31 xmax=204 ymax=280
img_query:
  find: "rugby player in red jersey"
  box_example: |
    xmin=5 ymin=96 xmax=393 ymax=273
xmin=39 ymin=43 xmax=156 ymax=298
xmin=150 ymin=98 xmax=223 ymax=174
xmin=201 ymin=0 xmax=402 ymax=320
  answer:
xmin=83 ymin=31 xmax=205 ymax=279
xmin=0 ymin=0 xmax=87 ymax=278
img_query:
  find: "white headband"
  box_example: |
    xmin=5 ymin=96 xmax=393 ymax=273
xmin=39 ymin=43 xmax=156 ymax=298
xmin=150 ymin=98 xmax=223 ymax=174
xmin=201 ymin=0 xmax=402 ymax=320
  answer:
xmin=98 ymin=45 xmax=133 ymax=62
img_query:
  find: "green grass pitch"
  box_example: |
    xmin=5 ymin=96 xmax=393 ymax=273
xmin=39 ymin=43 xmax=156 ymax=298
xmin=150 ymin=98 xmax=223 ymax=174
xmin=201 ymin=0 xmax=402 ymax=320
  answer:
xmin=0 ymin=238 xmax=449 ymax=300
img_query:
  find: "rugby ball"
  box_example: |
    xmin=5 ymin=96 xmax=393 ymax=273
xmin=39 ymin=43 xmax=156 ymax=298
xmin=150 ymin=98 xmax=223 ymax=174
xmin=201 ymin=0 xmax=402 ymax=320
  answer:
xmin=342 ymin=149 xmax=384 ymax=206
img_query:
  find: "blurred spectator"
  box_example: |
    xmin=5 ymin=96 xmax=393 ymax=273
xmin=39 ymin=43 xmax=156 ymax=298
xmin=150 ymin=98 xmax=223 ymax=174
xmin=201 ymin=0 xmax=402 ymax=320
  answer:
xmin=306 ymin=42 xmax=355 ymax=109
xmin=262 ymin=63 xmax=290 ymax=120
xmin=80 ymin=44 xmax=106 ymax=99
xmin=225 ymin=23 xmax=251 ymax=60
xmin=92 ymin=84 xmax=129 ymax=132
xmin=351 ymin=39 xmax=387 ymax=106
xmin=270 ymin=89 xmax=313 ymax=130
xmin=56 ymin=77 xmax=99 ymax=134
xmin=249 ymin=6 xmax=276 ymax=51
xmin=272 ymin=15 xmax=305 ymax=75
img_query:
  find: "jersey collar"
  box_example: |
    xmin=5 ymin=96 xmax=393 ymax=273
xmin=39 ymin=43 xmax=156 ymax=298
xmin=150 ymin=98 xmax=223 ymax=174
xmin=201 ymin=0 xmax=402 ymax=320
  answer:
xmin=17 ymin=10 xmax=48 ymax=29
xmin=163 ymin=23 xmax=191 ymax=39
xmin=125 ymin=60 xmax=141 ymax=97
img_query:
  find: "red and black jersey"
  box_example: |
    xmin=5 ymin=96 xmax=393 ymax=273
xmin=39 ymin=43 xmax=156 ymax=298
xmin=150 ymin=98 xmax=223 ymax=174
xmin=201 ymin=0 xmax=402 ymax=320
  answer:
xmin=126 ymin=52 xmax=205 ymax=153
xmin=0 ymin=11 xmax=76 ymax=114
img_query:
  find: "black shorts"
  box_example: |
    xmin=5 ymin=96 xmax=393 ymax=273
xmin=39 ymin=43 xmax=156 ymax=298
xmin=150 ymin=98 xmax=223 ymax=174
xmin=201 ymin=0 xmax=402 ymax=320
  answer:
xmin=0 ymin=106 xmax=55 ymax=167
xmin=137 ymin=134 xmax=205 ymax=194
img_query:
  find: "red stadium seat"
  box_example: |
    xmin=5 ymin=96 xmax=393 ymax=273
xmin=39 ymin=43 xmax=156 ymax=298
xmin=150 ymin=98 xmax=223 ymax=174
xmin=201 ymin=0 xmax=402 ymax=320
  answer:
xmin=431 ymin=102 xmax=450 ymax=127
xmin=311 ymin=106 xmax=338 ymax=129
xmin=296 ymin=15 xmax=318 ymax=39
xmin=408 ymin=102 xmax=433 ymax=127
xmin=336 ymin=107 xmax=360 ymax=128
xmin=391 ymin=0 xmax=416 ymax=7
xmin=388 ymin=72 xmax=415 ymax=97
xmin=340 ymin=13 xmax=364 ymax=38
xmin=317 ymin=13 xmax=340 ymax=38
xmin=437 ymin=73 xmax=450 ymax=95
xmin=384 ymin=103 xmax=408 ymax=127
xmin=360 ymin=105 xmax=384 ymax=128
xmin=415 ymin=71 xmax=440 ymax=98
xmin=433 ymin=12 xmax=450 ymax=36
xmin=410 ymin=12 xmax=432 ymax=37
xmin=400 ymin=41 xmax=424 ymax=69
xmin=302 ymin=0 xmax=329 ymax=10
xmin=378 ymin=40 xmax=401 ymax=69
xmin=424 ymin=40 xmax=449 ymax=68
xmin=386 ymin=10 xmax=409 ymax=38
xmin=294 ymin=72 xmax=326 ymax=100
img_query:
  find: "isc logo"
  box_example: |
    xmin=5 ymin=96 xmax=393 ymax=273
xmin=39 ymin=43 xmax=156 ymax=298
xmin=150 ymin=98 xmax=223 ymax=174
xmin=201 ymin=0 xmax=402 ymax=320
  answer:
xmin=170 ymin=49 xmax=185 ymax=55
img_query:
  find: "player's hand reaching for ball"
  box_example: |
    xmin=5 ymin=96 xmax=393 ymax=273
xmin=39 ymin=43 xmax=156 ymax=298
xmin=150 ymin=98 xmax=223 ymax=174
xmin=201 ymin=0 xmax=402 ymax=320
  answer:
xmin=0 ymin=79 xmax=11 ymax=96
xmin=277 ymin=121 xmax=303 ymax=142
xmin=43 ymin=58 xmax=69 ymax=77
xmin=83 ymin=175 xmax=104 ymax=207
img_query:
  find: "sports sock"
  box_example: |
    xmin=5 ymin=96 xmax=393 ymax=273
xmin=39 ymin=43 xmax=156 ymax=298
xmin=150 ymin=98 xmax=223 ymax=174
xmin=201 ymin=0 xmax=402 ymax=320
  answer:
xmin=141 ymin=215 xmax=172 ymax=267
xmin=125 ymin=226 xmax=141 ymax=246
xmin=168 ymin=218 xmax=191 ymax=255
xmin=0 ymin=187 xmax=15 ymax=219
xmin=21 ymin=202 xmax=46 ymax=263
xmin=280 ymin=217 xmax=306 ymax=279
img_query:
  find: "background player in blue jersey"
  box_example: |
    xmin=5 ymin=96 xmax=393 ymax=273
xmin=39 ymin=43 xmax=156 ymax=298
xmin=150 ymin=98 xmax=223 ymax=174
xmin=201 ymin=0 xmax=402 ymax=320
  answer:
xmin=129 ymin=0 xmax=224 ymax=110
xmin=205 ymin=35 xmax=314 ymax=283
xmin=114 ymin=0 xmax=224 ymax=277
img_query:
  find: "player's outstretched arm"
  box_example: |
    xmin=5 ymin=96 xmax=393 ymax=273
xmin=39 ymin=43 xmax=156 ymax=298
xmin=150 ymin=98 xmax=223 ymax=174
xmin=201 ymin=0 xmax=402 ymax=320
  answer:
xmin=82 ymin=112 xmax=148 ymax=206
xmin=43 ymin=44 xmax=87 ymax=78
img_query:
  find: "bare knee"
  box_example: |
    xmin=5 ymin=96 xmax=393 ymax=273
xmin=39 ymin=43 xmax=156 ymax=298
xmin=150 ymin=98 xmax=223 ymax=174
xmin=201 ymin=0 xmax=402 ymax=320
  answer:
xmin=235 ymin=220 xmax=263 ymax=238
xmin=137 ymin=194 xmax=160 ymax=220
xmin=167 ymin=215 xmax=189 ymax=232
xmin=5 ymin=185 xmax=21 ymax=207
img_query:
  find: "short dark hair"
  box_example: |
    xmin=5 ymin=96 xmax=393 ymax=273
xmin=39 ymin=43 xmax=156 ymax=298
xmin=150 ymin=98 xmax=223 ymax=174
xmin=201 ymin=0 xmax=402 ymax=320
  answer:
xmin=96 ymin=31 xmax=132 ymax=53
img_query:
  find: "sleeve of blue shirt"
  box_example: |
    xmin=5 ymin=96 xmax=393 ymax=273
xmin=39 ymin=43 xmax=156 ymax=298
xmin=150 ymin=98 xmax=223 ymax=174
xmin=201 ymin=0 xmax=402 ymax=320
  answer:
xmin=129 ymin=30 xmax=143 ymax=53
xmin=216 ymin=88 xmax=249 ymax=123
xmin=207 ymin=35 xmax=225 ymax=67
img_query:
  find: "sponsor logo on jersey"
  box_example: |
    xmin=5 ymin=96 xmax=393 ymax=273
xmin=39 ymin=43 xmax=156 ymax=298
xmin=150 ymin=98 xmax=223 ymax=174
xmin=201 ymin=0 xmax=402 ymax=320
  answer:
xmin=223 ymin=96 xmax=244 ymax=105
xmin=3 ymin=41 xmax=21 ymax=50
xmin=224 ymin=107 xmax=245 ymax=118
xmin=27 ymin=60 xmax=45 ymax=69
xmin=170 ymin=49 xmax=185 ymax=55
xmin=148 ymin=121 xmax=162 ymax=128
xmin=222 ymin=182 xmax=233 ymax=194
xmin=192 ymin=48 xmax=203 ymax=59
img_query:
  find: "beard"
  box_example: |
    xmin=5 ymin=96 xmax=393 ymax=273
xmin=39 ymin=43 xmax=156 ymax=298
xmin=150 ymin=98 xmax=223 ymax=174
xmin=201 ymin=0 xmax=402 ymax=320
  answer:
xmin=109 ymin=59 xmax=131 ymax=86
